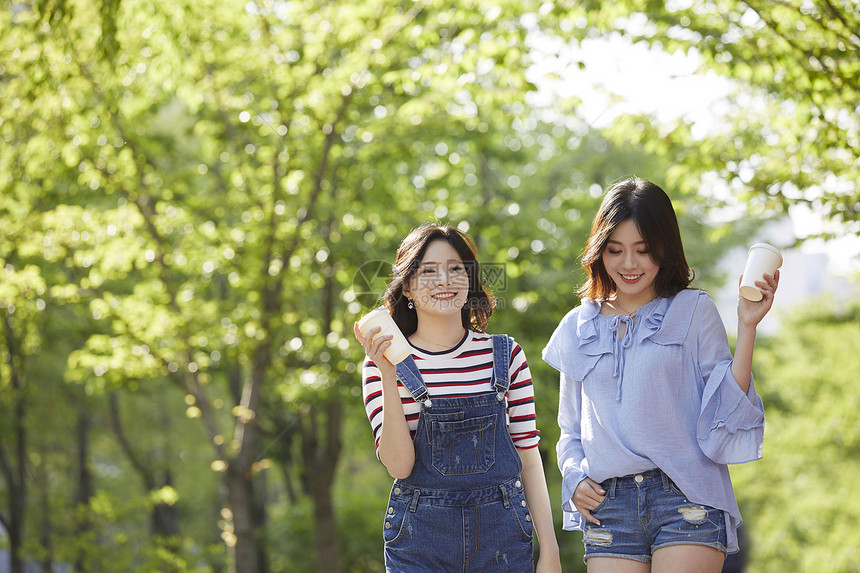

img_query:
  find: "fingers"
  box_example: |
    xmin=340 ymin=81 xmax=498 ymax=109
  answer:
xmin=754 ymin=271 xmax=779 ymax=302
xmin=355 ymin=323 xmax=398 ymax=381
xmin=739 ymin=270 xmax=779 ymax=309
xmin=355 ymin=324 xmax=392 ymax=349
xmin=372 ymin=335 xmax=393 ymax=357
xmin=575 ymin=500 xmax=601 ymax=525
xmin=357 ymin=325 xmax=392 ymax=362
xmin=579 ymin=507 xmax=599 ymax=525
xmin=573 ymin=478 xmax=606 ymax=525
xmin=577 ymin=478 xmax=605 ymax=499
xmin=761 ymin=270 xmax=780 ymax=291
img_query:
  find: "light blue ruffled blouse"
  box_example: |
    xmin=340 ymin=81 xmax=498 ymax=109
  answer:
xmin=542 ymin=289 xmax=764 ymax=554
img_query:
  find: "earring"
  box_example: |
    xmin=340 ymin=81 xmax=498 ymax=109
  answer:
xmin=407 ymin=299 xmax=414 ymax=309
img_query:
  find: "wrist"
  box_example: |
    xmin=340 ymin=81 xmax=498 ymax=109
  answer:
xmin=538 ymin=543 xmax=559 ymax=556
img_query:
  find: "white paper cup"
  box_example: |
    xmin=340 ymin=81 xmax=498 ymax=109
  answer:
xmin=357 ymin=307 xmax=413 ymax=365
xmin=739 ymin=243 xmax=783 ymax=301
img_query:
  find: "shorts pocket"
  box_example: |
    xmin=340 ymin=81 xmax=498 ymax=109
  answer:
xmin=430 ymin=413 xmax=497 ymax=475
xmin=590 ymin=493 xmax=609 ymax=514
xmin=667 ymin=478 xmax=687 ymax=498
xmin=509 ymin=490 xmax=534 ymax=542
xmin=383 ymin=496 xmax=411 ymax=547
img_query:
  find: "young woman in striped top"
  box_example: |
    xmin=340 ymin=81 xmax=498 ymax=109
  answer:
xmin=354 ymin=224 xmax=560 ymax=573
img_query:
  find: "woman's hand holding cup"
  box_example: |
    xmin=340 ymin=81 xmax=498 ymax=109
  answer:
xmin=354 ymin=322 xmax=397 ymax=381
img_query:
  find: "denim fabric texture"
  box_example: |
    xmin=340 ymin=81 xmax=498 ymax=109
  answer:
xmin=385 ymin=335 xmax=534 ymax=572
xmin=583 ymin=469 xmax=727 ymax=563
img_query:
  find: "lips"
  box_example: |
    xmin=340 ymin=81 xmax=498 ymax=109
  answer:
xmin=432 ymin=291 xmax=458 ymax=301
xmin=619 ymin=274 xmax=643 ymax=283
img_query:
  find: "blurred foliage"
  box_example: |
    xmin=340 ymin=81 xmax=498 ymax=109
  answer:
xmin=731 ymin=295 xmax=860 ymax=573
xmin=0 ymin=0 xmax=857 ymax=571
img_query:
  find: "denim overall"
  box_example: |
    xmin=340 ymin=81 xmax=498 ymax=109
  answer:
xmin=383 ymin=335 xmax=535 ymax=572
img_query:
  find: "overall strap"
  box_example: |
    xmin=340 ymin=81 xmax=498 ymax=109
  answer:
xmin=491 ymin=334 xmax=512 ymax=401
xmin=395 ymin=355 xmax=433 ymax=408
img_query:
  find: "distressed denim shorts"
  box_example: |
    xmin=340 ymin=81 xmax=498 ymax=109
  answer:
xmin=582 ymin=469 xmax=727 ymax=563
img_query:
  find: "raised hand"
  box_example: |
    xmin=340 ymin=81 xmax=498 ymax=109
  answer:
xmin=737 ymin=270 xmax=780 ymax=328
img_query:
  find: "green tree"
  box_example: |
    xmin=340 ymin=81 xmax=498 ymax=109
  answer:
xmin=4 ymin=0 xmax=855 ymax=571
xmin=1 ymin=0 xmax=581 ymax=571
xmin=555 ymin=0 xmax=859 ymax=236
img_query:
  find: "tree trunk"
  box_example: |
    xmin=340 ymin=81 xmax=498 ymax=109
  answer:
xmin=107 ymin=392 xmax=179 ymax=539
xmin=225 ymin=463 xmax=263 ymax=573
xmin=74 ymin=412 xmax=94 ymax=573
xmin=1 ymin=314 xmax=26 ymax=573
xmin=300 ymin=401 xmax=343 ymax=573
xmin=310 ymin=465 xmax=340 ymax=573
xmin=37 ymin=452 xmax=55 ymax=573
xmin=252 ymin=469 xmax=268 ymax=573
xmin=3 ymin=472 xmax=24 ymax=573
xmin=153 ymin=469 xmax=180 ymax=539
xmin=6 ymin=488 xmax=23 ymax=573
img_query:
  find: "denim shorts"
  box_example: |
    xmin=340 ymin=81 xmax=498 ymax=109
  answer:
xmin=582 ymin=469 xmax=727 ymax=563
xmin=383 ymin=477 xmax=534 ymax=572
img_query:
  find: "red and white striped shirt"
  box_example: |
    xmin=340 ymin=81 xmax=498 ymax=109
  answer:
xmin=362 ymin=330 xmax=540 ymax=455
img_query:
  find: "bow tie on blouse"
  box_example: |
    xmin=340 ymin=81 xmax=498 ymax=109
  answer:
xmin=608 ymin=314 xmax=636 ymax=401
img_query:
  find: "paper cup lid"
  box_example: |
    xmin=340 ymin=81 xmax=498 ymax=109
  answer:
xmin=749 ymin=243 xmax=783 ymax=267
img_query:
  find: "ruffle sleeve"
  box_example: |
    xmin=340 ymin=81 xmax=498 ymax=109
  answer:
xmin=556 ymin=373 xmax=590 ymax=530
xmin=689 ymin=291 xmax=765 ymax=464
xmin=544 ymin=303 xmax=606 ymax=530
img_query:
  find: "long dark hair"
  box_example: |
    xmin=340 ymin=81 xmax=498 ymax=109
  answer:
xmin=578 ymin=177 xmax=694 ymax=300
xmin=383 ymin=225 xmax=494 ymax=335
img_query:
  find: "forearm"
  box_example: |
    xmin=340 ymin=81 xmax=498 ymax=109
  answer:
xmin=518 ymin=447 xmax=559 ymax=558
xmin=377 ymin=376 xmax=415 ymax=479
xmin=731 ymin=323 xmax=757 ymax=393
xmin=730 ymin=269 xmax=779 ymax=392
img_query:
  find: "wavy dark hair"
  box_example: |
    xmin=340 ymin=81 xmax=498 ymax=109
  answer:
xmin=383 ymin=224 xmax=494 ymax=335
xmin=578 ymin=177 xmax=694 ymax=301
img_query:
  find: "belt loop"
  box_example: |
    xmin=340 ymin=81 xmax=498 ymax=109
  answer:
xmin=660 ymin=470 xmax=671 ymax=492
xmin=500 ymin=483 xmax=512 ymax=509
xmin=608 ymin=477 xmax=618 ymax=500
xmin=409 ymin=489 xmax=420 ymax=513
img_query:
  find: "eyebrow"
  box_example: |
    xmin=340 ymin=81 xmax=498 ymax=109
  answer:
xmin=417 ymin=259 xmax=464 ymax=267
xmin=606 ymin=239 xmax=648 ymax=245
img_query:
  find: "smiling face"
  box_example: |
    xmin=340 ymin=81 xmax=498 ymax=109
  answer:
xmin=601 ymin=219 xmax=660 ymax=304
xmin=403 ymin=240 xmax=470 ymax=319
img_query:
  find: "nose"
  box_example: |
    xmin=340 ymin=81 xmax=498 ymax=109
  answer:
xmin=443 ymin=267 xmax=457 ymax=285
xmin=437 ymin=265 xmax=459 ymax=286
xmin=433 ymin=267 xmax=450 ymax=286
xmin=622 ymin=251 xmax=636 ymax=269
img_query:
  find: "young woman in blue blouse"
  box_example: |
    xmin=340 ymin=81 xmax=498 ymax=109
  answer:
xmin=543 ymin=178 xmax=779 ymax=572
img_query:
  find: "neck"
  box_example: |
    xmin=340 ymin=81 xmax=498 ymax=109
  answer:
xmin=411 ymin=313 xmax=467 ymax=349
xmin=612 ymin=291 xmax=657 ymax=314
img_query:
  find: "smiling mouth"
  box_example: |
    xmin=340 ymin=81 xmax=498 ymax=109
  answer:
xmin=432 ymin=292 xmax=458 ymax=300
xmin=620 ymin=274 xmax=643 ymax=282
